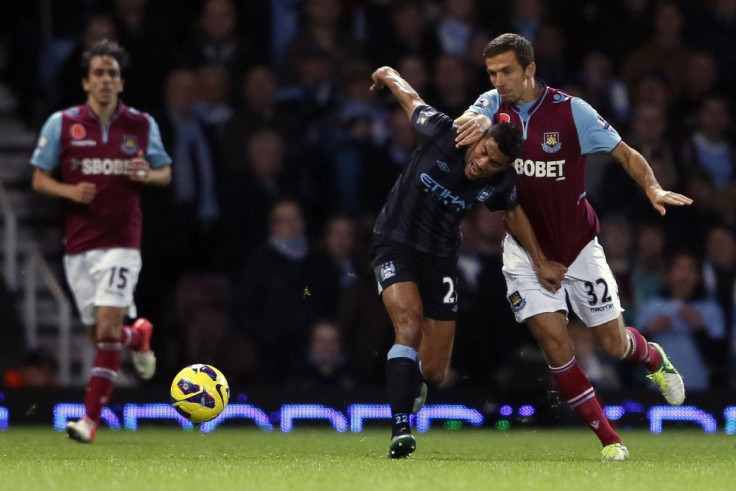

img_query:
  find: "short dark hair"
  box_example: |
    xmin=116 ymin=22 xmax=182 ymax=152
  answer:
xmin=488 ymin=122 xmax=523 ymax=162
xmin=81 ymin=39 xmax=130 ymax=76
xmin=483 ymin=33 xmax=535 ymax=69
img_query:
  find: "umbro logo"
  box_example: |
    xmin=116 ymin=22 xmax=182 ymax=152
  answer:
xmin=436 ymin=160 xmax=450 ymax=172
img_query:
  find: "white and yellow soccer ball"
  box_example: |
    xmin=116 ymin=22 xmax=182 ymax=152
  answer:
xmin=170 ymin=364 xmax=230 ymax=423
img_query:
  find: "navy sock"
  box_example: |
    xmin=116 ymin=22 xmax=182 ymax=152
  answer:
xmin=386 ymin=346 xmax=421 ymax=437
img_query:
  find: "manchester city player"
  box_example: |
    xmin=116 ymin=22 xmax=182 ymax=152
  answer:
xmin=456 ymin=33 xmax=694 ymax=461
xmin=369 ymin=66 xmax=567 ymax=458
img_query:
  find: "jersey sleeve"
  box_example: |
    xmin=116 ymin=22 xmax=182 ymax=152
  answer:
xmin=484 ymin=170 xmax=519 ymax=211
xmin=571 ymin=98 xmax=622 ymax=155
xmin=465 ymin=90 xmax=502 ymax=120
xmin=30 ymin=111 xmax=63 ymax=170
xmin=410 ymin=104 xmax=455 ymax=143
xmin=145 ymin=114 xmax=172 ymax=168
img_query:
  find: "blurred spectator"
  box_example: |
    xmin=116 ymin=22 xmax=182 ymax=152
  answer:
xmin=364 ymin=0 xmax=441 ymax=67
xmin=637 ymin=251 xmax=726 ymax=392
xmin=284 ymin=0 xmax=363 ymax=80
xmin=435 ymin=0 xmax=477 ymax=58
xmin=632 ymin=220 xmax=667 ymax=307
xmin=106 ymin=0 xmax=182 ymax=110
xmin=599 ymin=216 xmax=637 ymax=325
xmin=672 ymin=51 xmax=721 ymax=135
xmin=628 ymin=69 xmax=672 ymax=111
xmin=154 ymin=67 xmax=221 ymax=270
xmin=219 ymin=129 xmax=310 ymax=269
xmin=427 ymin=54 xmax=472 ymax=117
xmin=52 ymin=12 xmax=117 ymax=113
xmin=319 ymin=215 xmax=360 ymax=289
xmin=621 ymin=1 xmax=693 ymax=101
xmin=677 ymin=94 xmax=735 ymax=200
xmin=232 ymin=198 xmax=340 ymax=386
xmin=222 ymin=64 xmax=306 ymax=168
xmin=178 ymin=0 xmax=263 ymax=87
xmin=3 ymin=351 xmax=59 ymax=388
xmin=702 ymin=226 xmax=736 ymax=387
xmin=595 ymin=103 xmax=679 ymax=221
xmin=453 ymin=207 xmax=535 ymax=388
xmin=678 ymin=94 xmax=736 ymax=226
xmin=276 ymin=43 xmax=338 ymax=146
xmin=505 ymin=0 xmax=547 ymax=43
xmin=533 ymin=23 xmax=575 ymax=88
xmin=577 ymin=50 xmax=630 ymax=128
xmin=689 ymin=0 xmax=736 ymax=86
xmin=288 ymin=320 xmax=354 ymax=389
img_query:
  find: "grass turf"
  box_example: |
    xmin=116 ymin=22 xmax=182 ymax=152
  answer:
xmin=2 ymin=427 xmax=735 ymax=490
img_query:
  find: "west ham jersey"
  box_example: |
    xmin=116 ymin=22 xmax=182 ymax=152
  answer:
xmin=30 ymin=102 xmax=171 ymax=254
xmin=467 ymin=82 xmax=621 ymax=266
xmin=374 ymin=104 xmax=518 ymax=257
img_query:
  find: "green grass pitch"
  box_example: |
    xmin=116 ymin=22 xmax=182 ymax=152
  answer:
xmin=3 ymin=427 xmax=736 ymax=490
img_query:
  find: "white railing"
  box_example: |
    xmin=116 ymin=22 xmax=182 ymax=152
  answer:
xmin=23 ymin=242 xmax=73 ymax=385
xmin=0 ymin=178 xmax=18 ymax=290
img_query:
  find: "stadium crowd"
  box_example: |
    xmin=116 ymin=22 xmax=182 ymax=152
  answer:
xmin=3 ymin=0 xmax=736 ymax=394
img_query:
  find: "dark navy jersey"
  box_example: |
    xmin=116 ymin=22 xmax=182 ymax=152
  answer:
xmin=373 ymin=104 xmax=518 ymax=257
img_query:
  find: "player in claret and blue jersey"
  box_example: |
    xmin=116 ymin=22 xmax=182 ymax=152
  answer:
xmin=369 ymin=66 xmax=567 ymax=458
xmin=30 ymin=40 xmax=172 ymax=443
xmin=456 ymin=33 xmax=694 ymax=461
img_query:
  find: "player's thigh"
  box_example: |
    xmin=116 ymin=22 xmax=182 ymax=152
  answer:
xmin=65 ymin=248 xmax=141 ymax=326
xmin=64 ymin=253 xmax=98 ymax=326
xmin=502 ymin=234 xmax=568 ymax=323
xmin=565 ymin=239 xmax=622 ymax=328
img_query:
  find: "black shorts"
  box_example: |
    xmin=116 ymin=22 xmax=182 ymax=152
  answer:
xmin=370 ymin=234 xmax=459 ymax=320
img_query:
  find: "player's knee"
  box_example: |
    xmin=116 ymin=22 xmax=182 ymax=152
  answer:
xmin=421 ymin=362 xmax=448 ymax=386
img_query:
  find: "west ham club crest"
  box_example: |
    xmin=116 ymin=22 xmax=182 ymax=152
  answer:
xmin=542 ymin=132 xmax=562 ymax=153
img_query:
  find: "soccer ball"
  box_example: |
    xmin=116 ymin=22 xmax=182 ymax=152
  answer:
xmin=170 ymin=364 xmax=230 ymax=423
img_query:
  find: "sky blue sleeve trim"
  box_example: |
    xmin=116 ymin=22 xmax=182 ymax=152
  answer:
xmin=29 ymin=112 xmax=63 ymax=170
xmin=466 ymin=90 xmax=501 ymax=119
xmin=387 ymin=344 xmax=419 ymax=361
xmin=571 ymin=97 xmax=621 ymax=155
xmin=145 ymin=114 xmax=172 ymax=168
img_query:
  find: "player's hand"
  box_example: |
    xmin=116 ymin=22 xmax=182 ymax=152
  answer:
xmin=369 ymin=66 xmax=394 ymax=92
xmin=69 ymin=182 xmax=96 ymax=204
xmin=455 ymin=115 xmax=490 ymax=148
xmin=128 ymin=150 xmax=151 ymax=183
xmin=648 ymin=315 xmax=672 ymax=334
xmin=678 ymin=304 xmax=704 ymax=330
xmin=535 ymin=259 xmax=567 ymax=293
xmin=647 ymin=188 xmax=693 ymax=216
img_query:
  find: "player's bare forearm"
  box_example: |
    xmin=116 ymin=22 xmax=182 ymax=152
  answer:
xmin=611 ymin=141 xmax=693 ymax=215
xmin=32 ymin=167 xmax=96 ymax=203
xmin=128 ymin=151 xmax=171 ymax=186
xmin=144 ymin=164 xmax=171 ymax=186
xmin=370 ymin=66 xmax=425 ymax=118
xmin=505 ymin=205 xmax=567 ymax=292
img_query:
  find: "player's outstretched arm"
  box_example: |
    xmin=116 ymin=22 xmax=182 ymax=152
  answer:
xmin=454 ymin=112 xmax=491 ymax=149
xmin=32 ymin=167 xmax=96 ymax=204
xmin=505 ymin=204 xmax=567 ymax=293
xmin=370 ymin=66 xmax=425 ymax=119
xmin=610 ymin=141 xmax=693 ymax=216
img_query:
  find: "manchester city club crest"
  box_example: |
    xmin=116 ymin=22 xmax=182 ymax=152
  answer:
xmin=541 ymin=132 xmax=562 ymax=153
xmin=121 ymin=135 xmax=138 ymax=155
xmin=380 ymin=261 xmax=396 ymax=280
xmin=476 ymin=186 xmax=493 ymax=202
